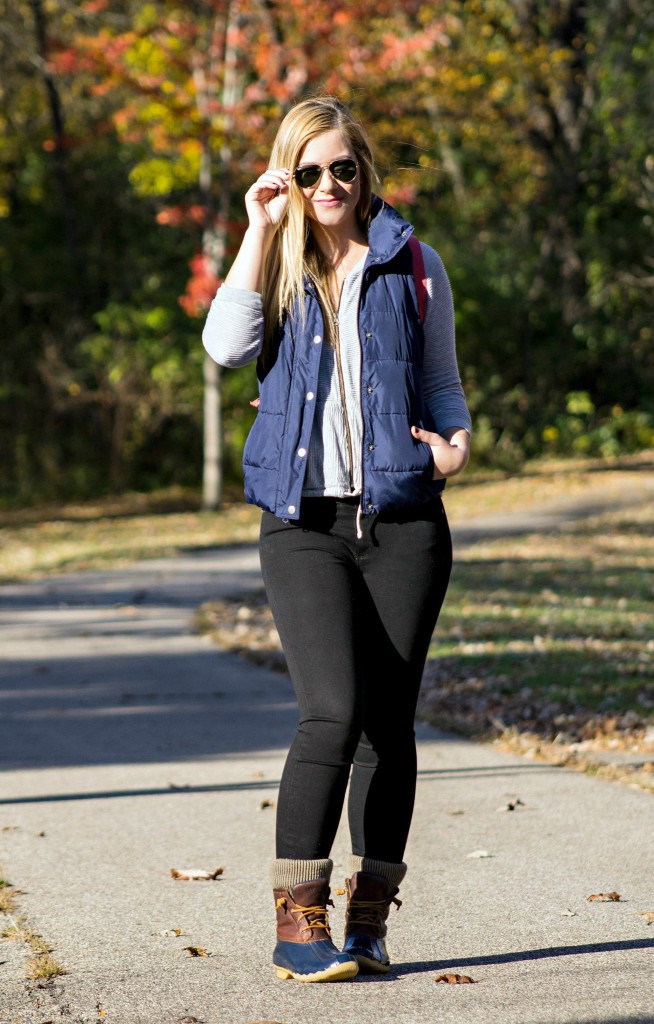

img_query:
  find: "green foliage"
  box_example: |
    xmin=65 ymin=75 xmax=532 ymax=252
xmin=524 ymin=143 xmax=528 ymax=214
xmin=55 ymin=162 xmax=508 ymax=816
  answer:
xmin=542 ymin=393 xmax=654 ymax=458
xmin=0 ymin=0 xmax=652 ymax=499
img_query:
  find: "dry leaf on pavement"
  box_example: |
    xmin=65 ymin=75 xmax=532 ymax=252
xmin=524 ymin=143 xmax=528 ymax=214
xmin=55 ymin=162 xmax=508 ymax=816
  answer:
xmin=498 ymin=799 xmax=526 ymax=812
xmin=171 ymin=868 xmax=224 ymax=881
xmin=258 ymin=800 xmax=276 ymax=810
xmin=466 ymin=849 xmax=492 ymax=859
xmin=183 ymin=946 xmax=212 ymax=957
xmin=178 ymin=1017 xmax=205 ymax=1023
xmin=638 ymin=911 xmax=654 ymax=925
xmin=560 ymin=909 xmax=577 ymax=917
xmin=587 ymin=892 xmax=621 ymax=902
xmin=435 ymin=973 xmax=477 ymax=984
xmin=154 ymin=928 xmax=185 ymax=936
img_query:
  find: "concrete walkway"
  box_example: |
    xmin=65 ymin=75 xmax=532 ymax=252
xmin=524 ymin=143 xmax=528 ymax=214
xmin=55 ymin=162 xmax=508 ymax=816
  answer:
xmin=1 ymin=498 xmax=653 ymax=1024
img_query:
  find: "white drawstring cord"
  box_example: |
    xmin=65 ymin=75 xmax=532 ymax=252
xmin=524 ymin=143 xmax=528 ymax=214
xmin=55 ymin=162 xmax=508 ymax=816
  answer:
xmin=356 ymin=505 xmax=363 ymax=540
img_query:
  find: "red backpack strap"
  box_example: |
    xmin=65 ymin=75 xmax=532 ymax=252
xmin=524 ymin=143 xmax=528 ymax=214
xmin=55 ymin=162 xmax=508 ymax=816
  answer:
xmin=407 ymin=234 xmax=427 ymax=325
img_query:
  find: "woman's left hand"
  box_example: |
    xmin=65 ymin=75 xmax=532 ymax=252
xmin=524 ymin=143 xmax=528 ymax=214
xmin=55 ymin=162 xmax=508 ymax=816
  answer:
xmin=411 ymin=425 xmax=470 ymax=480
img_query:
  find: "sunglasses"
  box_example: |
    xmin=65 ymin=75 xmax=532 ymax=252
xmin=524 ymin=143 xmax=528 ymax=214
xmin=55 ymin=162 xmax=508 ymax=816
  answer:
xmin=294 ymin=158 xmax=358 ymax=189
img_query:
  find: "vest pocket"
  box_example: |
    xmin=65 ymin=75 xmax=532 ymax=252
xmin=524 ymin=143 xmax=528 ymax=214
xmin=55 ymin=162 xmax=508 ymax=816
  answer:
xmin=243 ymin=410 xmax=284 ymax=471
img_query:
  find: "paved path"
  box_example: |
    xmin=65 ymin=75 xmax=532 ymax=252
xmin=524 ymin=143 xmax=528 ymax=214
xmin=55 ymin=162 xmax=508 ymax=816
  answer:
xmin=1 ymin=498 xmax=654 ymax=1024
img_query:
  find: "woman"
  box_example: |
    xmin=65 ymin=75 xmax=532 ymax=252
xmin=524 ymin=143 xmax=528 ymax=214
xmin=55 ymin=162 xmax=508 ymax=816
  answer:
xmin=203 ymin=96 xmax=470 ymax=983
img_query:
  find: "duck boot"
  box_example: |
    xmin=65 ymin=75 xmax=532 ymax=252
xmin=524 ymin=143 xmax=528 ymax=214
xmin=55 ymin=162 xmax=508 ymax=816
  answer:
xmin=273 ymin=879 xmax=359 ymax=982
xmin=342 ymin=859 xmax=405 ymax=973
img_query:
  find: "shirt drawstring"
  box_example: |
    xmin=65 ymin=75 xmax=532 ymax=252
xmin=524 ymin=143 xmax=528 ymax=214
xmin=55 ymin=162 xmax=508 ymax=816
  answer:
xmin=356 ymin=505 xmax=363 ymax=540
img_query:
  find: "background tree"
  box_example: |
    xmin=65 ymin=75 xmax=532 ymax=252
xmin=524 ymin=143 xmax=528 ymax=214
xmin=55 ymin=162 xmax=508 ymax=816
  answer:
xmin=1 ymin=0 xmax=651 ymax=506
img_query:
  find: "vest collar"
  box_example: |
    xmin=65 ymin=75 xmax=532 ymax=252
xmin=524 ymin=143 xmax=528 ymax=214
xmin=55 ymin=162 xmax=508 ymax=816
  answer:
xmin=366 ymin=195 xmax=415 ymax=266
xmin=302 ymin=197 xmax=414 ymax=298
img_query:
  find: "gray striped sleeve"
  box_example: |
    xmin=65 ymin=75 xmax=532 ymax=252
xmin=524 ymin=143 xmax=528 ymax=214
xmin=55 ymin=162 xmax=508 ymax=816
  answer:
xmin=202 ymin=285 xmax=264 ymax=368
xmin=421 ymin=243 xmax=472 ymax=434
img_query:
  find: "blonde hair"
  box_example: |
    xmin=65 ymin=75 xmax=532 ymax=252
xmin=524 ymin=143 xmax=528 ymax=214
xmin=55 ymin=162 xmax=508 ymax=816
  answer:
xmin=262 ymin=97 xmax=378 ymax=354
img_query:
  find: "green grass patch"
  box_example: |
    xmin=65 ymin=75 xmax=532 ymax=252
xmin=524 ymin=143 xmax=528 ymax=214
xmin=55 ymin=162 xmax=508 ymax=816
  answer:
xmin=423 ymin=501 xmax=654 ymax=743
xmin=0 ymin=487 xmax=261 ymax=582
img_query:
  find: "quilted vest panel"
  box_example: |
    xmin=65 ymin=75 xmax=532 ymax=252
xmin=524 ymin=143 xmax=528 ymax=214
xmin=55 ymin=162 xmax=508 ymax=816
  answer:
xmin=242 ymin=199 xmax=445 ymax=520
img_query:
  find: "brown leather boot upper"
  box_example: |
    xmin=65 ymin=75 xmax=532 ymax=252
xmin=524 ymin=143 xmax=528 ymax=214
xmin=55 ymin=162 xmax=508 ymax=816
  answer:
xmin=344 ymin=872 xmax=401 ymax=939
xmin=274 ymin=879 xmax=334 ymax=944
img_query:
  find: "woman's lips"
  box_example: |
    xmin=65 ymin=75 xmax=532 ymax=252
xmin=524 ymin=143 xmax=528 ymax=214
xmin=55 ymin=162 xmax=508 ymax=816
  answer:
xmin=314 ymin=198 xmax=342 ymax=206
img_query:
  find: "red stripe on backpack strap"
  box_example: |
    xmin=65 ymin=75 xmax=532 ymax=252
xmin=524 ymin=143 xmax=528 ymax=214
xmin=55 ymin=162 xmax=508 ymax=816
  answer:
xmin=407 ymin=235 xmax=427 ymax=324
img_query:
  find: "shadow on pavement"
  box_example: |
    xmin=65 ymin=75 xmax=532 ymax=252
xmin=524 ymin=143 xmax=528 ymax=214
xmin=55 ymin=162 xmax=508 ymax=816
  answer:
xmin=0 ymin=761 xmax=560 ymax=804
xmin=0 ymin=647 xmax=298 ymax=770
xmin=0 ymin=778 xmax=281 ymax=805
xmin=396 ymin=937 xmax=654 ymax=974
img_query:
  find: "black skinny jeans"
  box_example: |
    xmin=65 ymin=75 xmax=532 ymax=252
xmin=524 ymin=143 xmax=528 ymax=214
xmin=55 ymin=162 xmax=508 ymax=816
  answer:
xmin=259 ymin=496 xmax=452 ymax=864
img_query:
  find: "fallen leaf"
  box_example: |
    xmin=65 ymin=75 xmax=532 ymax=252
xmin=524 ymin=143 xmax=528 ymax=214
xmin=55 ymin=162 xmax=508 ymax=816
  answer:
xmin=560 ymin=909 xmax=577 ymax=918
xmin=178 ymin=1017 xmax=206 ymax=1023
xmin=638 ymin=911 xmax=654 ymax=925
xmin=333 ymin=888 xmax=346 ymax=896
xmin=258 ymin=799 xmax=276 ymax=810
xmin=498 ymin=799 xmax=526 ymax=812
xmin=435 ymin=973 xmax=476 ymax=984
xmin=154 ymin=928 xmax=185 ymax=937
xmin=587 ymin=892 xmax=621 ymax=902
xmin=466 ymin=849 xmax=492 ymax=859
xmin=183 ymin=946 xmax=212 ymax=957
xmin=171 ymin=868 xmax=224 ymax=881
xmin=447 ymin=810 xmax=465 ymax=816
xmin=250 ymin=771 xmax=265 ymax=778
xmin=34 ymin=831 xmax=46 ymax=837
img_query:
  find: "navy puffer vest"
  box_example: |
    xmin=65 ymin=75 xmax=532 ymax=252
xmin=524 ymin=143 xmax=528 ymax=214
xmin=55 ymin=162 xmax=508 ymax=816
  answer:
xmin=243 ymin=197 xmax=445 ymax=521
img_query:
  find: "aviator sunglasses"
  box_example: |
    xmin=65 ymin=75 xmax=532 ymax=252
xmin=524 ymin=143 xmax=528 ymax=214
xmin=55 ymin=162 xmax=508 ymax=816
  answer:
xmin=294 ymin=158 xmax=358 ymax=189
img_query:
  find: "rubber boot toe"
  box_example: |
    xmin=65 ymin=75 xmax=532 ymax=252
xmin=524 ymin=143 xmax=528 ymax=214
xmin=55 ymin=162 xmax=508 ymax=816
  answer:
xmin=343 ymin=933 xmax=390 ymax=974
xmin=273 ymin=938 xmax=359 ymax=982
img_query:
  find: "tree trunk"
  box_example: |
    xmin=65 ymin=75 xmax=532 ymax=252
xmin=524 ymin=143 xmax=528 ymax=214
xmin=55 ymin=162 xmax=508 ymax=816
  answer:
xmin=202 ymin=354 xmax=222 ymax=508
xmin=197 ymin=0 xmax=243 ymax=510
xmin=29 ymin=0 xmax=85 ymax=308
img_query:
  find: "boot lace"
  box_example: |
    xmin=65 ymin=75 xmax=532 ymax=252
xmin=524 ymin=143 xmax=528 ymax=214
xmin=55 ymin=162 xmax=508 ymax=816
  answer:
xmin=275 ymin=896 xmax=334 ymax=937
xmin=347 ymin=894 xmax=402 ymax=929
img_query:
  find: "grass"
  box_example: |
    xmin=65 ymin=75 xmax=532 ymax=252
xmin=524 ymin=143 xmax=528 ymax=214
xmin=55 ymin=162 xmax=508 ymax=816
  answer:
xmin=0 ymin=876 xmax=16 ymax=914
xmin=25 ymin=952 xmax=67 ymax=981
xmin=0 ymin=874 xmax=67 ymax=982
xmin=0 ymin=486 xmax=261 ymax=582
xmin=419 ymin=499 xmax=654 ymax=787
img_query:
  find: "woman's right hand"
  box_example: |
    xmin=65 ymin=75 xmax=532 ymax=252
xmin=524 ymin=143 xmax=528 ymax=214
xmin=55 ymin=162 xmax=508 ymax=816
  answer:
xmin=244 ymin=169 xmax=291 ymax=231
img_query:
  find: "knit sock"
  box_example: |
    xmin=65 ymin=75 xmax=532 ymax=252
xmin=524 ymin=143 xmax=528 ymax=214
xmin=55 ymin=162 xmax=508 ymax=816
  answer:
xmin=346 ymin=855 xmax=407 ymax=889
xmin=269 ymin=858 xmax=333 ymax=891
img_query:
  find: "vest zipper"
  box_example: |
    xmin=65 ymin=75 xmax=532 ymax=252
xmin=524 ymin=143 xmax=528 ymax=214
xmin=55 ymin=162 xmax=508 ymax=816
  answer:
xmin=333 ymin=313 xmax=355 ymax=493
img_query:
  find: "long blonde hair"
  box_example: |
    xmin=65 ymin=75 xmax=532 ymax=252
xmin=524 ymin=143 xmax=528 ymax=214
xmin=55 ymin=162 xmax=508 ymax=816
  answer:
xmin=262 ymin=97 xmax=378 ymax=355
